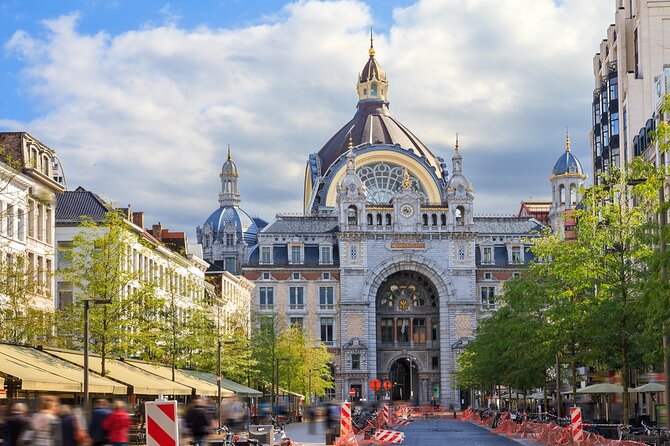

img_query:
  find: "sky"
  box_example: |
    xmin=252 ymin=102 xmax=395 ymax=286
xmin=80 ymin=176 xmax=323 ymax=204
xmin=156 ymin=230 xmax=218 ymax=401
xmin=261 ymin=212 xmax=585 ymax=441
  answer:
xmin=0 ymin=0 xmax=614 ymax=240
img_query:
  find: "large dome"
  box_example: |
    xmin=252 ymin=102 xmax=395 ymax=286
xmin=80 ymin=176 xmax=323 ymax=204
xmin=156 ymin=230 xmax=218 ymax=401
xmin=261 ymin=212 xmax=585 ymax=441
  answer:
xmin=204 ymin=205 xmax=258 ymax=246
xmin=316 ymin=101 xmax=440 ymax=175
xmin=552 ymin=135 xmax=585 ymax=177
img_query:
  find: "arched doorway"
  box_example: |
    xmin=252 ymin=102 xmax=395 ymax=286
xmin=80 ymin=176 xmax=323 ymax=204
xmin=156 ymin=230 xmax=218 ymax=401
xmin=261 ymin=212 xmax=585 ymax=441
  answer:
xmin=376 ymin=270 xmax=440 ymax=404
xmin=389 ymin=357 xmax=419 ymax=402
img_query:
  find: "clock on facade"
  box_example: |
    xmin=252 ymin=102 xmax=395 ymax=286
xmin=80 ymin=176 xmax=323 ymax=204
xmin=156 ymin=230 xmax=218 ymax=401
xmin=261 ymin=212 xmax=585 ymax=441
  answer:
xmin=400 ymin=204 xmax=414 ymax=219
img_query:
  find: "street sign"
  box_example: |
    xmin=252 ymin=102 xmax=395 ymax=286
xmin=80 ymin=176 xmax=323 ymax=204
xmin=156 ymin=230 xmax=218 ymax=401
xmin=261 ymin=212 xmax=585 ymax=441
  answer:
xmin=369 ymin=379 xmax=381 ymax=391
xmin=383 ymin=380 xmax=392 ymax=390
xmin=349 ymin=388 xmax=356 ymax=397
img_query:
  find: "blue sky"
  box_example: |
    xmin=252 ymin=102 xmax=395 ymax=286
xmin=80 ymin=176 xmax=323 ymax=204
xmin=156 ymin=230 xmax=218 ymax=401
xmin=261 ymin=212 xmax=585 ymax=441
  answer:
xmin=0 ymin=0 xmax=613 ymax=238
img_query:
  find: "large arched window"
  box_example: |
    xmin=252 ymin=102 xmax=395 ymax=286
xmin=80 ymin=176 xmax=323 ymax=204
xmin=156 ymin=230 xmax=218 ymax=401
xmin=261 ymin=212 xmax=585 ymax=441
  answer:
xmin=357 ymin=163 xmax=427 ymax=204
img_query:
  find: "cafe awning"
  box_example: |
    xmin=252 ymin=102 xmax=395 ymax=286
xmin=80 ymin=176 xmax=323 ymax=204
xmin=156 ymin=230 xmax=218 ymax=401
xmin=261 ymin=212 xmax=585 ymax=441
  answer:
xmin=45 ymin=348 xmax=192 ymax=396
xmin=122 ymin=359 xmax=233 ymax=397
xmin=0 ymin=344 xmax=80 ymax=392
xmin=0 ymin=344 xmax=126 ymax=395
xmin=183 ymin=370 xmax=262 ymax=397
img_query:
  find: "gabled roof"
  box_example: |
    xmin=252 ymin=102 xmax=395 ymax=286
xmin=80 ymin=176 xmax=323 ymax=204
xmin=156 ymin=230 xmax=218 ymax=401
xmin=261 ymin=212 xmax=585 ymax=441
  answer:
xmin=55 ymin=186 xmax=110 ymax=223
xmin=474 ymin=216 xmax=545 ymax=235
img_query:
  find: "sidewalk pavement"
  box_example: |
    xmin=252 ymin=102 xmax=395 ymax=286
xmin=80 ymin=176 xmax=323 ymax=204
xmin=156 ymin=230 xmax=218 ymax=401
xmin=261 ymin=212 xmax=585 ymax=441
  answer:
xmin=283 ymin=421 xmax=328 ymax=446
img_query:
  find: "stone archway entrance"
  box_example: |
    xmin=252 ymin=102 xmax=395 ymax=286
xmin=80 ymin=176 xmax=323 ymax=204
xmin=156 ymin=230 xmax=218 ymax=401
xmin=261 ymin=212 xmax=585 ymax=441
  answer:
xmin=389 ymin=357 xmax=419 ymax=402
xmin=376 ymin=270 xmax=440 ymax=404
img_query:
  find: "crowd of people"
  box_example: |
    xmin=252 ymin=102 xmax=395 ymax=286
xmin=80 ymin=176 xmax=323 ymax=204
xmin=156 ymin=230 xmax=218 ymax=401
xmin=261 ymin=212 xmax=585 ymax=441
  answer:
xmin=0 ymin=396 xmax=132 ymax=446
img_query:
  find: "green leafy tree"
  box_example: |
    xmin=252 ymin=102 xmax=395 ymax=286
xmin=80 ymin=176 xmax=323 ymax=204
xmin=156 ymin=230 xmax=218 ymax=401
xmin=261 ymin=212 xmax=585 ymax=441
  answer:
xmin=55 ymin=210 xmax=154 ymax=375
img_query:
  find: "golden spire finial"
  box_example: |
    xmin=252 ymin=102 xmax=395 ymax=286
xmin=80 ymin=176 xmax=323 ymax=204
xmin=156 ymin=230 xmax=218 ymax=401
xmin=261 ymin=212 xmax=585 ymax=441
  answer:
xmin=455 ymin=132 xmax=460 ymax=151
xmin=227 ymin=144 xmax=232 ymax=161
xmin=565 ymin=129 xmax=571 ymax=152
xmin=348 ymin=133 xmax=354 ymax=151
xmin=369 ymin=27 xmax=375 ymax=57
xmin=402 ymin=168 xmax=411 ymax=188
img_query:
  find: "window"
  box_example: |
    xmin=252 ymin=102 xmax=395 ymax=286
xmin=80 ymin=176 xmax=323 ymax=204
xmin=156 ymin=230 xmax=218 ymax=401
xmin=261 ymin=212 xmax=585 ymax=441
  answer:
xmin=289 ymin=286 xmax=304 ymax=310
xmin=259 ymin=287 xmax=274 ymax=309
xmin=45 ymin=259 xmax=52 ymax=296
xmin=291 ymin=245 xmax=302 ymax=264
xmin=396 ymin=318 xmax=410 ymax=343
xmin=17 ymin=209 xmax=24 ymax=241
xmin=484 ymin=272 xmax=492 ymax=280
xmin=481 ymin=287 xmax=496 ymax=309
xmin=320 ymin=246 xmax=332 ymax=264
xmin=292 ymin=272 xmax=301 ymax=280
xmin=225 ymin=257 xmax=236 ymax=273
xmin=351 ymin=353 xmax=361 ymax=370
xmin=45 ymin=207 xmax=52 ymax=244
xmin=350 ymin=245 xmax=358 ymax=260
xmin=319 ymin=286 xmax=334 ymax=309
xmin=37 ymin=204 xmax=44 ymax=241
xmin=513 ymin=272 xmax=520 ymax=279
xmin=261 ymin=246 xmax=272 ymax=264
xmin=431 ymin=322 xmax=439 ymax=341
xmin=347 ymin=206 xmax=358 ymax=225
xmin=482 ymin=246 xmax=492 ymax=264
xmin=322 ymin=272 xmax=331 ymax=280
xmin=412 ymin=318 xmax=426 ymax=343
xmin=320 ymin=317 xmax=334 ymax=344
xmin=511 ymin=246 xmax=522 ymax=263
xmin=57 ymin=282 xmax=73 ymax=308
xmin=37 ymin=256 xmax=44 ymax=290
xmin=381 ymin=318 xmax=394 ymax=343
xmin=432 ymin=356 xmax=439 ymax=370
xmin=226 ymin=233 xmax=234 ymax=246
xmin=6 ymin=204 xmax=14 ymax=237
xmin=370 ymin=83 xmax=378 ymax=96
xmin=457 ymin=244 xmax=465 ymax=261
xmin=290 ymin=317 xmax=304 ymax=329
xmin=262 ymin=272 xmax=271 ymax=280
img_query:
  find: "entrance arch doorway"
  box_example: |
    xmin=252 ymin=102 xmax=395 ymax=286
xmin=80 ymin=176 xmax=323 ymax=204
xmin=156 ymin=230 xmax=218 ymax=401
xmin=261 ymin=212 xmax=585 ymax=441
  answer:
xmin=389 ymin=358 xmax=418 ymax=402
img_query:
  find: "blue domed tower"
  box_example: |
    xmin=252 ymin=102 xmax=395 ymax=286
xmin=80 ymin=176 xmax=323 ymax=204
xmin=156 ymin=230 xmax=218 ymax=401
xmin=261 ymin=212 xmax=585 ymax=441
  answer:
xmin=548 ymin=133 xmax=587 ymax=235
xmin=197 ymin=147 xmax=266 ymax=273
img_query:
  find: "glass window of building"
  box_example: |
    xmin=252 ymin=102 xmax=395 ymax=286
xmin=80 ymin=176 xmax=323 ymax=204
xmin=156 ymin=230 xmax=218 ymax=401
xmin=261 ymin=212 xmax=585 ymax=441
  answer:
xmin=396 ymin=318 xmax=410 ymax=343
xmin=261 ymin=246 xmax=272 ymax=264
xmin=320 ymin=317 xmax=334 ymax=345
xmin=225 ymin=257 xmax=236 ymax=273
xmin=412 ymin=318 xmax=426 ymax=343
xmin=226 ymin=233 xmax=234 ymax=246
xmin=482 ymin=246 xmax=492 ymax=264
xmin=481 ymin=287 xmax=496 ymax=309
xmin=432 ymin=356 xmax=439 ymax=370
xmin=320 ymin=246 xmax=332 ymax=264
xmin=351 ymin=353 xmax=361 ymax=370
xmin=381 ymin=318 xmax=394 ymax=343
xmin=291 ymin=245 xmax=302 ymax=263
xmin=511 ymin=246 xmax=522 ymax=263
xmin=259 ymin=287 xmax=274 ymax=309
xmin=290 ymin=317 xmax=304 ymax=329
xmin=319 ymin=286 xmax=334 ymax=309
xmin=289 ymin=286 xmax=304 ymax=309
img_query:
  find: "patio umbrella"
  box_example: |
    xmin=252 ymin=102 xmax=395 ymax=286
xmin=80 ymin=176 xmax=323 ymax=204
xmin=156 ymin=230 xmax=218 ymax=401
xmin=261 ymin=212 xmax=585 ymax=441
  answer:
xmin=633 ymin=382 xmax=665 ymax=393
xmin=576 ymin=383 xmax=636 ymax=421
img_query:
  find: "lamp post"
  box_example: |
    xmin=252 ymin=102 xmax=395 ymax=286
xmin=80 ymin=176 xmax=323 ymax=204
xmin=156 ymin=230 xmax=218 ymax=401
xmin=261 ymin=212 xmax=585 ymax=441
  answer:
xmin=406 ymin=357 xmax=417 ymax=404
xmin=83 ymin=298 xmax=111 ymax=416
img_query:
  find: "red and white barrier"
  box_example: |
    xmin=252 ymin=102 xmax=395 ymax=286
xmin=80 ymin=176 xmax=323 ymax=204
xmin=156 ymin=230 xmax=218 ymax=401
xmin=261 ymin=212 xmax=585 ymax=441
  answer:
xmin=382 ymin=405 xmax=390 ymax=427
xmin=341 ymin=402 xmax=352 ymax=438
xmin=372 ymin=429 xmax=405 ymax=444
xmin=145 ymin=400 xmax=179 ymax=446
xmin=570 ymin=407 xmax=584 ymax=444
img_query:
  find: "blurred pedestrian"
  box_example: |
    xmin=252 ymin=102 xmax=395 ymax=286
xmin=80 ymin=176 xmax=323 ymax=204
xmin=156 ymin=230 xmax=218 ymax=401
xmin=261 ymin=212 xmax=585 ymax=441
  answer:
xmin=60 ymin=406 xmax=77 ymax=446
xmin=224 ymin=396 xmax=244 ymax=433
xmin=4 ymin=403 xmax=30 ymax=446
xmin=102 ymin=400 xmax=131 ymax=446
xmin=89 ymin=399 xmax=110 ymax=446
xmin=186 ymin=398 xmax=211 ymax=446
xmin=32 ymin=395 xmax=63 ymax=446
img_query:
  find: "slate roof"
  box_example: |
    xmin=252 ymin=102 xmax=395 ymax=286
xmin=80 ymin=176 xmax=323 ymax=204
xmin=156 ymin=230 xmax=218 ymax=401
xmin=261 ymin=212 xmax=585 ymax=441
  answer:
xmin=246 ymin=244 xmax=340 ymax=267
xmin=262 ymin=216 xmax=338 ymax=234
xmin=55 ymin=186 xmax=110 ymax=223
xmin=553 ymin=151 xmax=584 ymax=176
xmin=473 ymin=216 xmax=544 ymax=235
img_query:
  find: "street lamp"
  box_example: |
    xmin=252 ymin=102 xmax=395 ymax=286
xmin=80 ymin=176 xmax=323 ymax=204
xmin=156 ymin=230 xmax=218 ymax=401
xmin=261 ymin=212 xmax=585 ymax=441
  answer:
xmin=83 ymin=298 xmax=111 ymax=416
xmin=406 ymin=357 xmax=417 ymax=403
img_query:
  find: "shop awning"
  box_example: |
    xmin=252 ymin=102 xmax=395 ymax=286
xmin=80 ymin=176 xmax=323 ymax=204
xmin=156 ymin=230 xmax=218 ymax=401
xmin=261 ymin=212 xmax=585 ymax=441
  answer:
xmin=123 ymin=359 xmax=233 ymax=397
xmin=45 ymin=348 xmax=192 ymax=396
xmin=0 ymin=345 xmax=80 ymax=392
xmin=0 ymin=344 xmax=127 ymax=395
xmin=183 ymin=370 xmax=262 ymax=397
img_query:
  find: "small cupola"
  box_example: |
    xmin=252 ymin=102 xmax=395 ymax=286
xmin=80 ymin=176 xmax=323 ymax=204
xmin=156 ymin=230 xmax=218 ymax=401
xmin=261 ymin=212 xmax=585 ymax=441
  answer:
xmin=357 ymin=32 xmax=389 ymax=102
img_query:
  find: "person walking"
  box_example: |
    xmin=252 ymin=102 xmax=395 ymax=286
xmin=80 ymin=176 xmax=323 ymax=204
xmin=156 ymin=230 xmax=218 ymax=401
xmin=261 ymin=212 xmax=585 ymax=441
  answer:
xmin=186 ymin=398 xmax=211 ymax=446
xmin=102 ymin=400 xmax=132 ymax=446
xmin=89 ymin=399 xmax=110 ymax=446
xmin=59 ymin=406 xmax=77 ymax=446
xmin=31 ymin=395 xmax=63 ymax=446
xmin=4 ymin=403 xmax=30 ymax=446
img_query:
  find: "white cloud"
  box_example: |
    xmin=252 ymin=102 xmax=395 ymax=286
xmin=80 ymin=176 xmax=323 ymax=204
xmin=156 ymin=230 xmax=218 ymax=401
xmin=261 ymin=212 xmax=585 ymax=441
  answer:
xmin=1 ymin=0 xmax=612 ymax=237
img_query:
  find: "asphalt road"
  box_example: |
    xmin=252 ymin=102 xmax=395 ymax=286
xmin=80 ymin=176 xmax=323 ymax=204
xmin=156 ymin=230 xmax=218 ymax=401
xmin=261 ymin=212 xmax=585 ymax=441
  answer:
xmin=400 ymin=419 xmax=529 ymax=446
xmin=283 ymin=419 xmax=535 ymax=446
